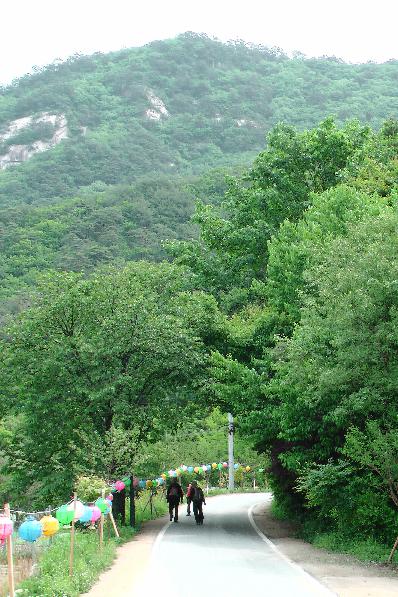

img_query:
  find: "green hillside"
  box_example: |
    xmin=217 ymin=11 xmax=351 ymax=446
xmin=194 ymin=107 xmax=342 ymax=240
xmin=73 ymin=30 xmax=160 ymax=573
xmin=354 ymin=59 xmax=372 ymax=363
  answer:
xmin=1 ymin=33 xmax=398 ymax=207
xmin=1 ymin=33 xmax=398 ymax=319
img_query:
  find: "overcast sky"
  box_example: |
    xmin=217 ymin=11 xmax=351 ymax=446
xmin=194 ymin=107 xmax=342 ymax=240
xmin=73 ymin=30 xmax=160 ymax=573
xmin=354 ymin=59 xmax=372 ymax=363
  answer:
xmin=2 ymin=0 xmax=398 ymax=85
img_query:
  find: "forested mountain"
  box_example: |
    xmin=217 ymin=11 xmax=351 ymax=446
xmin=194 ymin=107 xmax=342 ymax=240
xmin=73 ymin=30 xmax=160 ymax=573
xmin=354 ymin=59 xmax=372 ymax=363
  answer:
xmin=2 ymin=33 xmax=398 ymax=320
xmin=1 ymin=32 xmax=398 ymax=207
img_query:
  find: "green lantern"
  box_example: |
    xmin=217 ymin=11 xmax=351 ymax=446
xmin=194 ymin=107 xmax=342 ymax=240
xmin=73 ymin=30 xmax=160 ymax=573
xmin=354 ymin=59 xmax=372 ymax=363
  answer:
xmin=152 ymin=480 xmax=158 ymax=488
xmin=56 ymin=505 xmax=74 ymax=526
xmin=123 ymin=476 xmax=131 ymax=487
xmin=95 ymin=498 xmax=108 ymax=513
xmin=217 ymin=463 xmax=223 ymax=470
xmin=198 ymin=467 xmax=203 ymax=474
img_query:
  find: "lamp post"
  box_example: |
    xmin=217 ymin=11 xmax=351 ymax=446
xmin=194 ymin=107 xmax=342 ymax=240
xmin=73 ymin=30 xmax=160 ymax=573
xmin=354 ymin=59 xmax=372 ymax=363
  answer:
xmin=228 ymin=413 xmax=235 ymax=491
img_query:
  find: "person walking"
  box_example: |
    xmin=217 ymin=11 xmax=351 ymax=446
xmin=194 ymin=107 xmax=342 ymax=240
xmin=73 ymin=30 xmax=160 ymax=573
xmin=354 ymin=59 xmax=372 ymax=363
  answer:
xmin=191 ymin=480 xmax=206 ymax=525
xmin=186 ymin=482 xmax=193 ymax=516
xmin=166 ymin=477 xmax=184 ymax=522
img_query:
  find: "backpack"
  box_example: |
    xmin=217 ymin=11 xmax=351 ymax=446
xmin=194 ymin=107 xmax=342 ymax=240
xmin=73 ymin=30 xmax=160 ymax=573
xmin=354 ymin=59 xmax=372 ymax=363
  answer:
xmin=192 ymin=486 xmax=204 ymax=502
xmin=169 ymin=485 xmax=179 ymax=498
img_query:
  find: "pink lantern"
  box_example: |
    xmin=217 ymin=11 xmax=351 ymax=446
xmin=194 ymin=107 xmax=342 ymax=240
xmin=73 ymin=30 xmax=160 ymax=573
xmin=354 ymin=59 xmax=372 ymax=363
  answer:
xmin=222 ymin=462 xmax=228 ymax=469
xmin=115 ymin=480 xmax=125 ymax=492
xmin=0 ymin=515 xmax=13 ymax=545
xmin=90 ymin=506 xmax=101 ymax=523
xmin=106 ymin=494 xmax=113 ymax=502
xmin=133 ymin=477 xmax=139 ymax=488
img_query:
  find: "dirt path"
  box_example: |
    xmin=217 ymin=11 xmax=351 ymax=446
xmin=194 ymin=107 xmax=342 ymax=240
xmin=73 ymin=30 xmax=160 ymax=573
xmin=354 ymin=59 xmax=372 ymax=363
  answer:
xmin=81 ymin=514 xmax=169 ymax=597
xmin=253 ymin=497 xmax=398 ymax=596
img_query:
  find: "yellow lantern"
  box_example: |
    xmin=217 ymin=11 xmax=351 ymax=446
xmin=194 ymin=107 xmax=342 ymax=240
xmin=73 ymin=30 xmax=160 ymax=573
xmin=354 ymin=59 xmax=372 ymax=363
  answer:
xmin=161 ymin=473 xmax=166 ymax=480
xmin=194 ymin=466 xmax=199 ymax=473
xmin=146 ymin=480 xmax=152 ymax=489
xmin=212 ymin=463 xmax=217 ymax=469
xmin=176 ymin=468 xmax=181 ymax=476
xmin=40 ymin=515 xmax=59 ymax=538
xmin=245 ymin=466 xmax=251 ymax=473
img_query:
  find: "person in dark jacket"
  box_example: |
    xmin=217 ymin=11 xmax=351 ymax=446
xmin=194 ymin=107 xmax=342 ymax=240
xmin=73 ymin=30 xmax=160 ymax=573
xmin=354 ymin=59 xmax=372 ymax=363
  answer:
xmin=191 ymin=480 xmax=206 ymax=525
xmin=166 ymin=478 xmax=184 ymax=522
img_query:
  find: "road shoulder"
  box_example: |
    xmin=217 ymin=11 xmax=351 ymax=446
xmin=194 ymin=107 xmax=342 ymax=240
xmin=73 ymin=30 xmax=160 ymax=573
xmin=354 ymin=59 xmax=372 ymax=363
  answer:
xmin=252 ymin=499 xmax=398 ymax=597
xmin=81 ymin=514 xmax=170 ymax=597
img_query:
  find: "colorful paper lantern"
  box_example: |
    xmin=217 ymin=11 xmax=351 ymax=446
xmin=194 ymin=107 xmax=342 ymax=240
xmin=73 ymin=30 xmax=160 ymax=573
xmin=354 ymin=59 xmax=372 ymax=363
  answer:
xmin=187 ymin=466 xmax=194 ymax=473
xmin=67 ymin=500 xmax=85 ymax=521
xmin=217 ymin=463 xmax=223 ymax=470
xmin=212 ymin=463 xmax=217 ymax=469
xmin=139 ymin=480 xmax=146 ymax=489
xmin=194 ymin=467 xmax=199 ymax=473
xmin=181 ymin=465 xmax=188 ymax=472
xmin=90 ymin=506 xmax=101 ymax=523
xmin=115 ymin=480 xmax=125 ymax=492
xmin=158 ymin=478 xmax=164 ymax=485
xmin=122 ymin=476 xmax=131 ymax=487
xmin=202 ymin=465 xmax=207 ymax=472
xmin=223 ymin=462 xmax=228 ymax=469
xmin=234 ymin=463 xmax=239 ymax=470
xmin=79 ymin=506 xmax=93 ymax=524
xmin=168 ymin=470 xmax=174 ymax=477
xmin=56 ymin=505 xmax=74 ymax=526
xmin=40 ymin=515 xmax=59 ymax=538
xmin=107 ymin=494 xmax=113 ymax=502
xmin=133 ymin=477 xmax=140 ymax=487
xmin=198 ymin=467 xmax=203 ymax=474
xmin=246 ymin=466 xmax=251 ymax=472
xmin=152 ymin=480 xmax=158 ymax=488
xmin=0 ymin=515 xmax=13 ymax=545
xmin=160 ymin=473 xmax=167 ymax=481
xmin=95 ymin=498 xmax=108 ymax=513
xmin=19 ymin=517 xmax=42 ymax=542
xmin=146 ymin=480 xmax=152 ymax=489
xmin=175 ymin=468 xmax=181 ymax=476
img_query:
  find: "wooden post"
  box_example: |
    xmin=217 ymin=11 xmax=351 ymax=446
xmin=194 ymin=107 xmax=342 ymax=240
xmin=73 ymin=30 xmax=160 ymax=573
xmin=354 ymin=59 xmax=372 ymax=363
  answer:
xmin=129 ymin=475 xmax=135 ymax=528
xmin=69 ymin=492 xmax=77 ymax=576
xmin=100 ymin=488 xmax=105 ymax=552
xmin=109 ymin=511 xmax=120 ymax=538
xmin=4 ymin=503 xmax=15 ymax=597
xmin=388 ymin=534 xmax=398 ymax=564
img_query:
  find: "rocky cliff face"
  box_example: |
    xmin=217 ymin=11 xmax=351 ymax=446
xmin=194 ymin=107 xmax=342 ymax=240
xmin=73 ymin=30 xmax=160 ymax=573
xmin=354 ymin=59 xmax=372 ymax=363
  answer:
xmin=0 ymin=112 xmax=68 ymax=169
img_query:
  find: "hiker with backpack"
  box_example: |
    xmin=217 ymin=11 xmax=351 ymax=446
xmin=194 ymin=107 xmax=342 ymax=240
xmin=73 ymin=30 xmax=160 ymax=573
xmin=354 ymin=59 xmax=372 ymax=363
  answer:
xmin=166 ymin=477 xmax=184 ymax=522
xmin=191 ymin=480 xmax=206 ymax=525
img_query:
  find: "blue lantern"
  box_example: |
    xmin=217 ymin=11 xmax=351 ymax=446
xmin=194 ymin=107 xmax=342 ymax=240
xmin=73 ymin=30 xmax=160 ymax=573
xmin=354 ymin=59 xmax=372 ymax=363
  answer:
xmin=187 ymin=466 xmax=194 ymax=473
xmin=19 ymin=517 xmax=42 ymax=542
xmin=139 ymin=480 xmax=145 ymax=489
xmin=79 ymin=506 xmax=93 ymax=524
xmin=234 ymin=463 xmax=239 ymax=470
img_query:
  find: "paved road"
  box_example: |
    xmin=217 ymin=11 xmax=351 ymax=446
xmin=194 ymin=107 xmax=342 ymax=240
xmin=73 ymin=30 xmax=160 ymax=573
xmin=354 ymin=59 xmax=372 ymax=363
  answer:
xmin=136 ymin=493 xmax=334 ymax=597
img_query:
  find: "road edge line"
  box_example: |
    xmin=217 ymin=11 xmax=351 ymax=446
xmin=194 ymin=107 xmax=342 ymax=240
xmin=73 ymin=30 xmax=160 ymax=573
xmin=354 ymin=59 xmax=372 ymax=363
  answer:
xmin=248 ymin=503 xmax=336 ymax=596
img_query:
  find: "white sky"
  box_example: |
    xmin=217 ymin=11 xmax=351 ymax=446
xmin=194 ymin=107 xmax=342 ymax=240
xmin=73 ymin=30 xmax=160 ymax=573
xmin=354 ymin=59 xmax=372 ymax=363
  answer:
xmin=1 ymin=0 xmax=398 ymax=85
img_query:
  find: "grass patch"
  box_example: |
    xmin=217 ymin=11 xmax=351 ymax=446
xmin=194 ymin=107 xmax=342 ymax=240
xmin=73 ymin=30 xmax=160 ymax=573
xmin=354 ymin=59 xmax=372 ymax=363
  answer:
xmin=15 ymin=493 xmax=168 ymax=597
xmin=311 ymin=531 xmax=398 ymax=564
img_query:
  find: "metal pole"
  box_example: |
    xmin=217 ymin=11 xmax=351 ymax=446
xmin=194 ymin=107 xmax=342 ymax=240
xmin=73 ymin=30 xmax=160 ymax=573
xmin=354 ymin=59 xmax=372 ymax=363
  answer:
xmin=228 ymin=413 xmax=235 ymax=491
xmin=129 ymin=474 xmax=135 ymax=527
xmin=4 ymin=503 xmax=15 ymax=597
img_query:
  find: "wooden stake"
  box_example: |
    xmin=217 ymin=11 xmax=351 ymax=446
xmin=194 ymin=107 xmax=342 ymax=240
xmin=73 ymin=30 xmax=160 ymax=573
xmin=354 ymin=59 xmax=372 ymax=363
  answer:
xmin=100 ymin=488 xmax=105 ymax=552
xmin=4 ymin=503 xmax=15 ymax=597
xmin=69 ymin=492 xmax=77 ymax=576
xmin=109 ymin=511 xmax=120 ymax=538
xmin=388 ymin=534 xmax=398 ymax=564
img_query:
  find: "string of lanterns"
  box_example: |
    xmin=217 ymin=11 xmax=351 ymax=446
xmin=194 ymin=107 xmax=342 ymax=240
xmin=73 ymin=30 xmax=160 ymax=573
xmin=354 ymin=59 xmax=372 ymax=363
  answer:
xmin=0 ymin=463 xmax=263 ymax=544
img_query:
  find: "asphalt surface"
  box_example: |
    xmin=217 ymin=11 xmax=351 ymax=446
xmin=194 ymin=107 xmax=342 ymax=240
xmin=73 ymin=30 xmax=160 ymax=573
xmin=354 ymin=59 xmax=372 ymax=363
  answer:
xmin=136 ymin=492 xmax=334 ymax=597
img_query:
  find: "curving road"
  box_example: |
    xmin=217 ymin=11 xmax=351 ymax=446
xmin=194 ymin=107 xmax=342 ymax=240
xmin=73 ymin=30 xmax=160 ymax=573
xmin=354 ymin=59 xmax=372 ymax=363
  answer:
xmin=135 ymin=493 xmax=334 ymax=597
